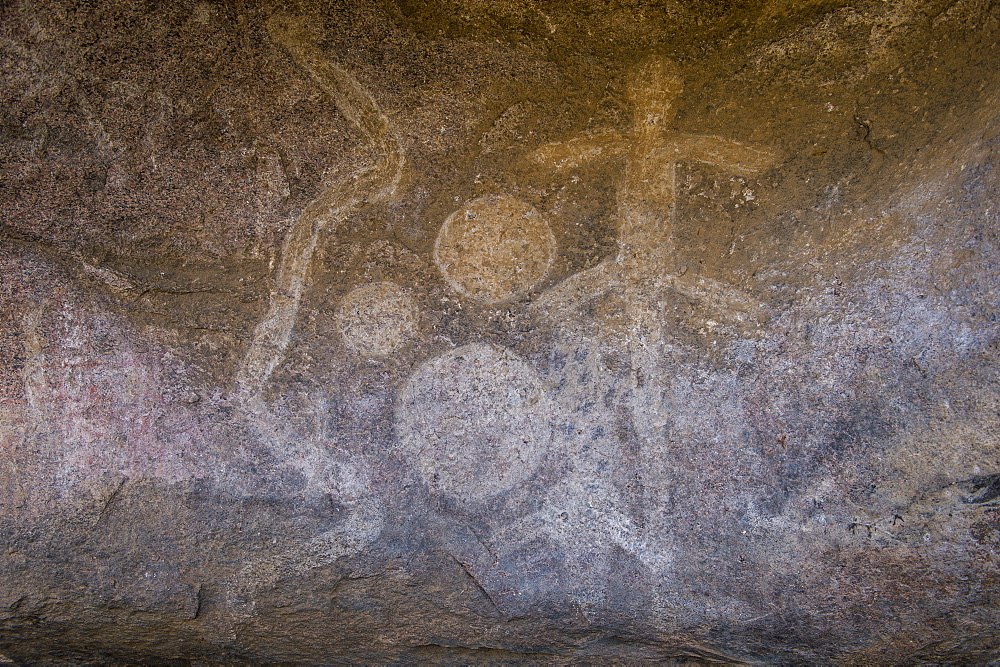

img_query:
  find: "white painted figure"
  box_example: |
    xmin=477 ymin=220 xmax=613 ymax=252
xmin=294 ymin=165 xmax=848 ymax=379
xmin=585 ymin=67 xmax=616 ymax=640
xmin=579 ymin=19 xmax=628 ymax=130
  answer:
xmin=515 ymin=55 xmax=781 ymax=586
xmin=336 ymin=281 xmax=419 ymax=358
xmin=238 ymin=13 xmax=405 ymax=407
xmin=433 ymin=194 xmax=556 ymax=305
xmin=233 ymin=13 xmax=403 ymax=570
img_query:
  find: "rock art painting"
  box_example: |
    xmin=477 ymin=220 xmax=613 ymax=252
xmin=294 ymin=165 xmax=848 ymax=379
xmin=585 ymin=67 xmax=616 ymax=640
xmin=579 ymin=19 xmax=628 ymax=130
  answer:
xmin=20 ymin=297 xmax=193 ymax=482
xmin=433 ymin=194 xmax=556 ymax=304
xmin=232 ymin=13 xmax=404 ymax=575
xmin=238 ymin=13 xmax=404 ymax=407
xmin=396 ymin=343 xmax=551 ymax=507
xmin=2 ymin=0 xmax=999 ymax=661
xmin=530 ymin=55 xmax=778 ymax=332
xmin=381 ymin=57 xmax=779 ymax=608
xmin=523 ymin=58 xmax=782 ymax=582
xmin=336 ymin=281 xmax=418 ymax=358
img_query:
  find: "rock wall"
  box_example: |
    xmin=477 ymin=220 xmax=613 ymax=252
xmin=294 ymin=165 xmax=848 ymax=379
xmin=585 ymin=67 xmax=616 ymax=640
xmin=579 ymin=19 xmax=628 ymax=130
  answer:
xmin=1 ymin=0 xmax=999 ymax=661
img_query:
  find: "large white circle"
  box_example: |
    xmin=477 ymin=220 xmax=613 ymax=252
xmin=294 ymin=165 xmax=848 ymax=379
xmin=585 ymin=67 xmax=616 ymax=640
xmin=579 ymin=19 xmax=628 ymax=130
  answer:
xmin=395 ymin=343 xmax=551 ymax=505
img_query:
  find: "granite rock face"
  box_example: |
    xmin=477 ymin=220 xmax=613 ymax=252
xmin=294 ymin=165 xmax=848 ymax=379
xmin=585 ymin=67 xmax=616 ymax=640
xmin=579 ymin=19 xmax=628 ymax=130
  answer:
xmin=1 ymin=0 xmax=999 ymax=662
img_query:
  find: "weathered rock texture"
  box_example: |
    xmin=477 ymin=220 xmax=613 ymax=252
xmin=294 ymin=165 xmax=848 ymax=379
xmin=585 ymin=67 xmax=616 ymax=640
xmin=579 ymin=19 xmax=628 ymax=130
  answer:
xmin=1 ymin=0 xmax=999 ymax=662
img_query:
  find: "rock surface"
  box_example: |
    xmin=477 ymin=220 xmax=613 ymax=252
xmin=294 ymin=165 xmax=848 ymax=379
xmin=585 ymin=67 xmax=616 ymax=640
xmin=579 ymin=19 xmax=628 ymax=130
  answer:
xmin=1 ymin=0 xmax=999 ymax=662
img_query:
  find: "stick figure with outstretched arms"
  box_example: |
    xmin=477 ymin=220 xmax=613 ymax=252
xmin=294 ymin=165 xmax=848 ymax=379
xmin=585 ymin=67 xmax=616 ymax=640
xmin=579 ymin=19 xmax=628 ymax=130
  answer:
xmin=530 ymin=55 xmax=780 ymax=311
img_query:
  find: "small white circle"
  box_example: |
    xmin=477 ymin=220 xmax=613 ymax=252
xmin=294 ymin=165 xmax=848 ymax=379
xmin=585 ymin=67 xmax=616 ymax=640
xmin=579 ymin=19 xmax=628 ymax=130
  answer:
xmin=336 ymin=281 xmax=418 ymax=357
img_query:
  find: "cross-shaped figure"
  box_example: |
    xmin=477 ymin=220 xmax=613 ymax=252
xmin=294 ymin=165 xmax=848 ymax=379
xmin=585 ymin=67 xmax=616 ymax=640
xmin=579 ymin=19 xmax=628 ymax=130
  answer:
xmin=530 ymin=55 xmax=780 ymax=334
xmin=529 ymin=54 xmax=782 ymax=456
xmin=531 ymin=54 xmax=780 ymax=283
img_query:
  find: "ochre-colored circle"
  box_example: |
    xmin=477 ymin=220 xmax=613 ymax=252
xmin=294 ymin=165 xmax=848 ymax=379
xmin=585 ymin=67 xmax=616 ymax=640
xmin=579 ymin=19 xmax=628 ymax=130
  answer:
xmin=336 ymin=281 xmax=418 ymax=357
xmin=395 ymin=343 xmax=551 ymax=505
xmin=433 ymin=194 xmax=556 ymax=304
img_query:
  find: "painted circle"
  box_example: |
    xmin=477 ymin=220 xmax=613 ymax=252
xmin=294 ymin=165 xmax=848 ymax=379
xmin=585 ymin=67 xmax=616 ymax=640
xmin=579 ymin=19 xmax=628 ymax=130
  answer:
xmin=336 ymin=281 xmax=418 ymax=357
xmin=396 ymin=343 xmax=551 ymax=504
xmin=433 ymin=194 xmax=556 ymax=304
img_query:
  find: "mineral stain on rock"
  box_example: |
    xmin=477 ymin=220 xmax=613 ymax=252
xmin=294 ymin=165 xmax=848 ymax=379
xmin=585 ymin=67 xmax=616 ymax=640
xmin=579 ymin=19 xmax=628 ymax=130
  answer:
xmin=1 ymin=0 xmax=999 ymax=662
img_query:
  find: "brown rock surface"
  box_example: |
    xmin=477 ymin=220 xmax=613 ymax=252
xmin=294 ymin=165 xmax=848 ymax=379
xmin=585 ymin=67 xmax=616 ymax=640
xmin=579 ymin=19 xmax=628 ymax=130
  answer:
xmin=1 ymin=0 xmax=999 ymax=661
